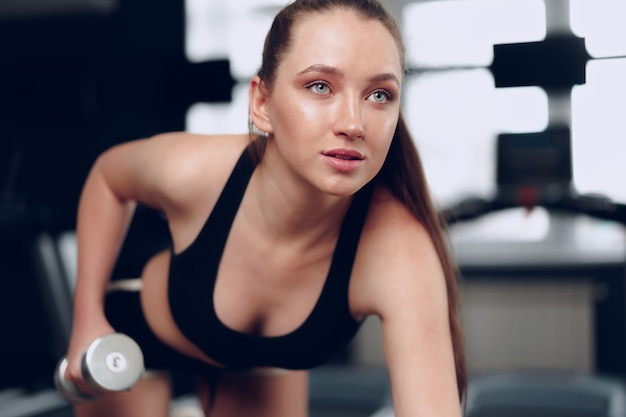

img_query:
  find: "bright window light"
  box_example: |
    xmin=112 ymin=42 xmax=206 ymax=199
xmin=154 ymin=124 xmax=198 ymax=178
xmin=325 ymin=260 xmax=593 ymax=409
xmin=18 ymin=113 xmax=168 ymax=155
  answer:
xmin=185 ymin=0 xmax=283 ymax=79
xmin=404 ymin=69 xmax=548 ymax=206
xmin=227 ymin=8 xmax=276 ymax=80
xmin=570 ymin=0 xmax=626 ymax=58
xmin=492 ymin=87 xmax=549 ymax=133
xmin=226 ymin=0 xmax=285 ymax=14
xmin=185 ymin=0 xmax=229 ymax=62
xmin=404 ymin=70 xmax=498 ymax=206
xmin=450 ymin=207 xmax=551 ymax=243
xmin=186 ymin=83 xmax=250 ymax=134
xmin=571 ymin=58 xmax=626 ymax=203
xmin=403 ymin=0 xmax=546 ymax=68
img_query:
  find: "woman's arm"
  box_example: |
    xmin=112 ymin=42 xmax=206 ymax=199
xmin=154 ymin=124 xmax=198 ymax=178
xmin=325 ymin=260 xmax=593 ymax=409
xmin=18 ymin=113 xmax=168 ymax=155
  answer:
xmin=356 ymin=196 xmax=462 ymax=417
xmin=64 ymin=132 xmax=248 ymax=389
xmin=64 ymin=133 xmax=188 ymax=387
xmin=380 ymin=242 xmax=460 ymax=417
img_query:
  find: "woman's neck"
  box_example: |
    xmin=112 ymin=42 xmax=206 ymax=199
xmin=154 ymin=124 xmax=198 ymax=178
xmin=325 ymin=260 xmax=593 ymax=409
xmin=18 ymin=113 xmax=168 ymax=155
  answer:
xmin=243 ymin=153 xmax=353 ymax=247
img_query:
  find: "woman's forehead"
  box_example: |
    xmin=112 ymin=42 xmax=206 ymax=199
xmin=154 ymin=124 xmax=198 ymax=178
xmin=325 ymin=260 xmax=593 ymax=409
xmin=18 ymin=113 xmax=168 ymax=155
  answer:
xmin=282 ymin=9 xmax=403 ymax=78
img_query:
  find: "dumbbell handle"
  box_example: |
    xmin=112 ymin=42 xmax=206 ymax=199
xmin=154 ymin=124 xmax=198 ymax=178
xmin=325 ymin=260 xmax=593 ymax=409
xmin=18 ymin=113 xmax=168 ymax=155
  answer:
xmin=54 ymin=333 xmax=145 ymax=403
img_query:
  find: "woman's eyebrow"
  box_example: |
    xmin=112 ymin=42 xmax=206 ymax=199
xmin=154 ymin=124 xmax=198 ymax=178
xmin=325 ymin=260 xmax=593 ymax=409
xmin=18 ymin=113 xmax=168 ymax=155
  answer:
xmin=369 ymin=72 xmax=400 ymax=87
xmin=298 ymin=64 xmax=344 ymax=78
xmin=298 ymin=64 xmax=400 ymax=86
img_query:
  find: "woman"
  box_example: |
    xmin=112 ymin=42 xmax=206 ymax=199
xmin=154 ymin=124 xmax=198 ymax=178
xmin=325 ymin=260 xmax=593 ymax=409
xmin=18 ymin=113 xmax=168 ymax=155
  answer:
xmin=64 ymin=0 xmax=466 ymax=416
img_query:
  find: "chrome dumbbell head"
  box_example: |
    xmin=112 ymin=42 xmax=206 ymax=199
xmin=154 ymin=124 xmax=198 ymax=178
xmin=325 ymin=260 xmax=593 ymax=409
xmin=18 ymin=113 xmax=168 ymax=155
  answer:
xmin=81 ymin=333 xmax=144 ymax=392
xmin=54 ymin=333 xmax=145 ymax=403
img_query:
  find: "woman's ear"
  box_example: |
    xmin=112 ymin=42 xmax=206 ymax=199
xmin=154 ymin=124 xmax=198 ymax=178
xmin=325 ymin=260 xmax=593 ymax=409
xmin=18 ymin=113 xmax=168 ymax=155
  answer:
xmin=249 ymin=76 xmax=273 ymax=135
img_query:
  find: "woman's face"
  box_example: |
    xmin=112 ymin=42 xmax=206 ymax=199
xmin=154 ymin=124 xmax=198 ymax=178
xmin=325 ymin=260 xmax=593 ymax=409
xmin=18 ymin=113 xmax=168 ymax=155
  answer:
xmin=260 ymin=9 xmax=403 ymax=196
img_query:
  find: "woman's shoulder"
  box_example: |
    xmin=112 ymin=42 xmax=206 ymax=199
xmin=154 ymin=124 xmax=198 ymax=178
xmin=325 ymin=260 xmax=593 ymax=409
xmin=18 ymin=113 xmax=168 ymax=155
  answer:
xmin=363 ymin=186 xmax=439 ymax=272
xmin=364 ymin=185 xmax=431 ymax=245
xmin=350 ymin=185 xmax=445 ymax=316
xmin=102 ymin=132 xmax=250 ymax=173
xmin=147 ymin=132 xmax=250 ymax=163
xmin=106 ymin=132 xmax=250 ymax=215
xmin=146 ymin=132 xmax=250 ymax=191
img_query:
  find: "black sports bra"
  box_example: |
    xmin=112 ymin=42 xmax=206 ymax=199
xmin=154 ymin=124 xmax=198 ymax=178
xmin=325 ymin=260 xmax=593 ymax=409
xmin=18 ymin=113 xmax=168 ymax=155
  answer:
xmin=168 ymin=146 xmax=373 ymax=370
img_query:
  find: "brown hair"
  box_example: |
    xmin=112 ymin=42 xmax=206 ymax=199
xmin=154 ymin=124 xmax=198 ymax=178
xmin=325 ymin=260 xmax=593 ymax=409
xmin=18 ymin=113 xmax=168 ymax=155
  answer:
xmin=250 ymin=0 xmax=467 ymax=403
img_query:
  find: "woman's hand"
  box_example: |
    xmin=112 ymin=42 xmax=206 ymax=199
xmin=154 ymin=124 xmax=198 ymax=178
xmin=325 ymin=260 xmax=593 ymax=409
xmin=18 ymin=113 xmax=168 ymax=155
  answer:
xmin=63 ymin=317 xmax=116 ymax=396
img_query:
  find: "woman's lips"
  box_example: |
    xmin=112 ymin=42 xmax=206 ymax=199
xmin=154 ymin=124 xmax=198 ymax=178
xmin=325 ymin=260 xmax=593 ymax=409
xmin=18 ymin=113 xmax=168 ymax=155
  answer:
xmin=322 ymin=149 xmax=364 ymax=172
xmin=322 ymin=149 xmax=364 ymax=160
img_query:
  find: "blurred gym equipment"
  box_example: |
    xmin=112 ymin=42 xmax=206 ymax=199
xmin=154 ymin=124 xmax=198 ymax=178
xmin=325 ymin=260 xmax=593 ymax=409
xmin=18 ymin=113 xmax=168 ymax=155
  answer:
xmin=368 ymin=129 xmax=626 ymax=417
xmin=465 ymin=373 xmax=626 ymax=417
xmin=442 ymin=127 xmax=626 ymax=227
xmin=0 ymin=0 xmax=232 ymax=415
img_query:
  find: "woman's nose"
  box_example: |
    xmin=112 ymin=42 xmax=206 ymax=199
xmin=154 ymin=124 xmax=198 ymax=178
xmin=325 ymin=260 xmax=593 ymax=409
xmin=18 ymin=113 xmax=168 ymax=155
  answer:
xmin=333 ymin=96 xmax=365 ymax=140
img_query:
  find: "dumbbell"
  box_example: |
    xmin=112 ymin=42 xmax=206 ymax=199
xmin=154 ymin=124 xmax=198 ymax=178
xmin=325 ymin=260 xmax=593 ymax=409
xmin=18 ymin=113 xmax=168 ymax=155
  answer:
xmin=54 ymin=333 xmax=145 ymax=403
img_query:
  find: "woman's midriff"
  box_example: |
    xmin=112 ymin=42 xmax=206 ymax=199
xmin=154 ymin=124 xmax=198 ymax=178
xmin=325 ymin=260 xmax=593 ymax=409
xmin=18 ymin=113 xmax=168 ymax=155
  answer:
xmin=138 ymin=249 xmax=224 ymax=368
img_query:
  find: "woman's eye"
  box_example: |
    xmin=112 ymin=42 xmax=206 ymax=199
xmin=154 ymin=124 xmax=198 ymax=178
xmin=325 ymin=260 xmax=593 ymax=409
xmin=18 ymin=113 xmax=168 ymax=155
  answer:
xmin=368 ymin=90 xmax=392 ymax=103
xmin=308 ymin=82 xmax=331 ymax=95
